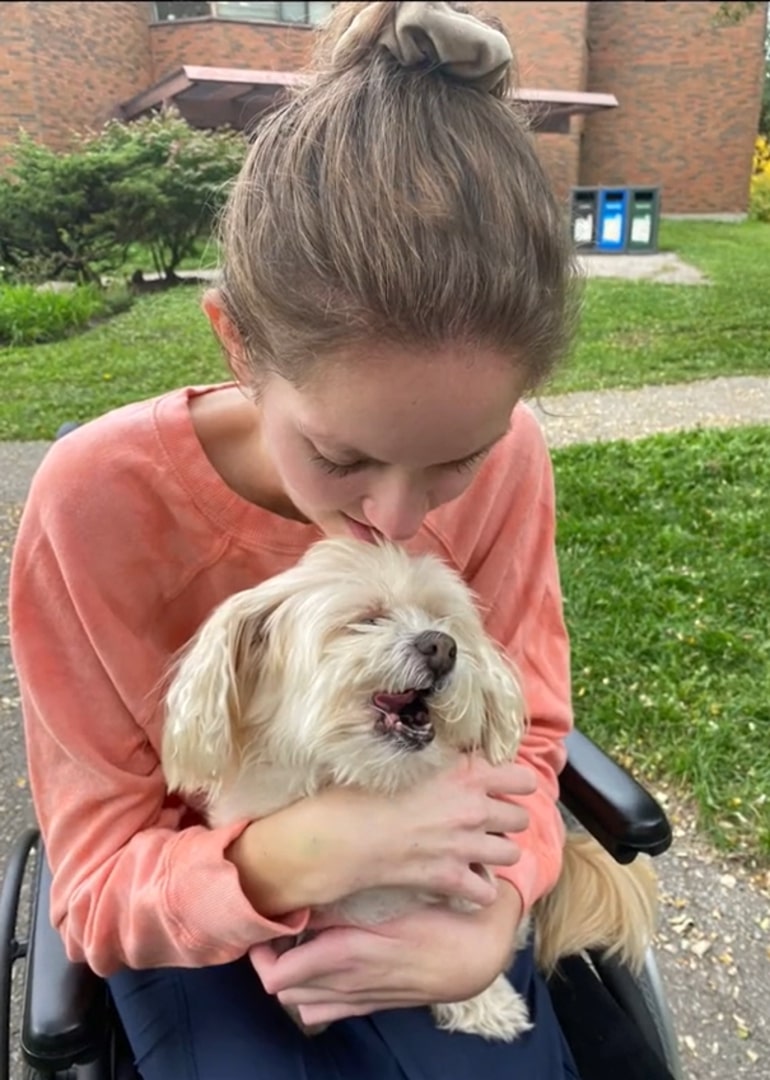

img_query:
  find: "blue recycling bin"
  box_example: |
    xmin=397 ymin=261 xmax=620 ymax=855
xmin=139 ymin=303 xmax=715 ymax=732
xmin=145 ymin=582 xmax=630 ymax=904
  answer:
xmin=596 ymin=189 xmax=629 ymax=253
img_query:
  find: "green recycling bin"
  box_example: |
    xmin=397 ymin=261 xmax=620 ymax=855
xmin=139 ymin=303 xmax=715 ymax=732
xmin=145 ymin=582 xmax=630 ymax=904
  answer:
xmin=626 ymin=188 xmax=661 ymax=253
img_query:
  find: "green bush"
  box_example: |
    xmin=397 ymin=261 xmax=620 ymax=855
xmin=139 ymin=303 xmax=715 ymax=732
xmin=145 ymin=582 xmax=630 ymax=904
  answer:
xmin=97 ymin=110 xmax=245 ymax=281
xmin=0 ymin=136 xmax=135 ymax=283
xmin=748 ymin=136 xmax=770 ymax=223
xmin=0 ymin=283 xmax=132 ymax=347
xmin=0 ymin=110 xmax=245 ymax=285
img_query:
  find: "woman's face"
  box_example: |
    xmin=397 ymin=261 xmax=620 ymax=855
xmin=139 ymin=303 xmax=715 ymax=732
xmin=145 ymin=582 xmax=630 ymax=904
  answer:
xmin=255 ymin=342 xmax=526 ymax=543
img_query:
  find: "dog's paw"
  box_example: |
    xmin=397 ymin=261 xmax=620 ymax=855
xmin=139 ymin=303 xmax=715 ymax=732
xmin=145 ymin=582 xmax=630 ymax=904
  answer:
xmin=431 ymin=975 xmax=532 ymax=1042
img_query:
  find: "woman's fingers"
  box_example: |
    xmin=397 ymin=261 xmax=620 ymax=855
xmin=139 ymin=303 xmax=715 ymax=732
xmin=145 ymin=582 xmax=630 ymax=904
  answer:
xmin=250 ymin=931 xmax=361 ymax=996
xmin=484 ymin=797 xmax=530 ymax=837
xmin=462 ymin=758 xmax=537 ymax=798
xmin=477 ymin=833 xmax=522 ymax=869
xmin=298 ymin=1001 xmax=391 ymax=1025
xmin=278 ymin=984 xmax=409 ymax=1007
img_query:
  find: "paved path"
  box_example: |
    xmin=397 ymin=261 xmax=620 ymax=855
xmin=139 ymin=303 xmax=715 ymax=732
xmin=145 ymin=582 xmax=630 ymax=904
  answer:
xmin=530 ymin=374 xmax=770 ymax=448
xmin=1 ymin=374 xmax=768 ymax=1079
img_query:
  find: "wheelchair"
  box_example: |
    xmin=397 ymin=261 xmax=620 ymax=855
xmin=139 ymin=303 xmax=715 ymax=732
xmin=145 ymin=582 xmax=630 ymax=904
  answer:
xmin=0 ymin=730 xmax=684 ymax=1080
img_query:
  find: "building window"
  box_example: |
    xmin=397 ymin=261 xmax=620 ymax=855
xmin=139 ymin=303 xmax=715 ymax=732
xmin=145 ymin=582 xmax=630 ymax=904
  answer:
xmin=153 ymin=1 xmax=334 ymax=24
xmin=154 ymin=2 xmax=211 ymax=20
xmin=217 ymin=3 xmax=333 ymax=23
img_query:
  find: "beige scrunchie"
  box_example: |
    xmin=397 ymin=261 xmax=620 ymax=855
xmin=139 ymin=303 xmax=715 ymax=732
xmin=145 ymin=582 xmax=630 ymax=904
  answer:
xmin=338 ymin=2 xmax=512 ymax=92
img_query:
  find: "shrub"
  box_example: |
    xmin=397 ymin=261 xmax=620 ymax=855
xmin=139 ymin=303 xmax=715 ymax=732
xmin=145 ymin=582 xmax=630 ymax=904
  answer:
xmin=0 ymin=136 xmax=136 ymax=283
xmin=0 ymin=283 xmax=132 ymax=347
xmin=97 ymin=110 xmax=245 ymax=281
xmin=0 ymin=110 xmax=245 ymax=285
xmin=749 ymin=135 xmax=770 ymax=222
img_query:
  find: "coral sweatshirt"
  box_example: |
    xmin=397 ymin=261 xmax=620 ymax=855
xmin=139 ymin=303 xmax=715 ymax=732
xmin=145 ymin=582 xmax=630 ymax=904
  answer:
xmin=9 ymin=384 xmax=572 ymax=977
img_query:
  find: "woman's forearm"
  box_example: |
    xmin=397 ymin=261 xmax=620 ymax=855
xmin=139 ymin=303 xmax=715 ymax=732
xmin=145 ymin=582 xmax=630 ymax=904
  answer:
xmin=225 ymin=758 xmax=538 ymax=920
xmin=225 ymin=801 xmax=342 ymax=916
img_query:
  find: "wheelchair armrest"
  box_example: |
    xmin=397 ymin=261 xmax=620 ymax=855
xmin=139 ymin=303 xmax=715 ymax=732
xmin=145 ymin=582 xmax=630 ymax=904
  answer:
xmin=21 ymin=848 xmax=110 ymax=1073
xmin=559 ymin=729 xmax=672 ymax=864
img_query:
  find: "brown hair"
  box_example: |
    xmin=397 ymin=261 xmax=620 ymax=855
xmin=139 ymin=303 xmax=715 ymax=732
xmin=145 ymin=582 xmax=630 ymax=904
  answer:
xmin=217 ymin=1 xmax=579 ymax=391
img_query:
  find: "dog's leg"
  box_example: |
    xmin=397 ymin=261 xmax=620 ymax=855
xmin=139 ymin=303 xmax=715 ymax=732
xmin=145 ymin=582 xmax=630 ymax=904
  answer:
xmin=431 ymin=975 xmax=532 ymax=1042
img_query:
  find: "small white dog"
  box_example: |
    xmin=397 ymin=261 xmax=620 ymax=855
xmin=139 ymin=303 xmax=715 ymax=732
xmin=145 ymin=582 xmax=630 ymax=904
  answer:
xmin=162 ymin=538 xmax=656 ymax=1042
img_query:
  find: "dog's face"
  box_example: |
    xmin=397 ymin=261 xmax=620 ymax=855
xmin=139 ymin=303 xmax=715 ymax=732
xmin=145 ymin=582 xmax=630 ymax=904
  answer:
xmin=163 ymin=539 xmax=526 ymax=801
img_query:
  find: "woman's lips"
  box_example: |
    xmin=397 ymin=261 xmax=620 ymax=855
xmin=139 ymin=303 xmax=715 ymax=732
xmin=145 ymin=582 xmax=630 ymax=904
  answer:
xmin=342 ymin=514 xmax=382 ymax=543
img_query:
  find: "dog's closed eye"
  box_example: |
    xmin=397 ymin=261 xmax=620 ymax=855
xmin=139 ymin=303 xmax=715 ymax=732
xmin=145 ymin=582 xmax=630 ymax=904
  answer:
xmin=351 ymin=613 xmax=388 ymax=628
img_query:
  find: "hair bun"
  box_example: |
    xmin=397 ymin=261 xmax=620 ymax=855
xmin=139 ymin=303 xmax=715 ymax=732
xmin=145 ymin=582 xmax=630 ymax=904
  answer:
xmin=328 ymin=1 xmax=513 ymax=93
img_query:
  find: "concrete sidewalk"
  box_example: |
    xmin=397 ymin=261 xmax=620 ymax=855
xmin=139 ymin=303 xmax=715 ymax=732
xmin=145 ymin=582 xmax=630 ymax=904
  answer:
xmin=531 ymin=374 xmax=770 ymax=448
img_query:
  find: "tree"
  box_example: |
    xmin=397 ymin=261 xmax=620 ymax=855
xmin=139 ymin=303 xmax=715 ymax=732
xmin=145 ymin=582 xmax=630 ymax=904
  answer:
xmin=760 ymin=7 xmax=770 ymax=136
xmin=96 ymin=109 xmax=246 ymax=282
xmin=0 ymin=134 xmax=136 ymax=282
xmin=713 ymin=1 xmax=760 ymax=23
xmin=0 ymin=110 xmax=246 ymax=284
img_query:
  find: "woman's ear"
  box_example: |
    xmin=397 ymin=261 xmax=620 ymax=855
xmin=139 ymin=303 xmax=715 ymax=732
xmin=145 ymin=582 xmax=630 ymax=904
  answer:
xmin=202 ymin=289 xmax=251 ymax=384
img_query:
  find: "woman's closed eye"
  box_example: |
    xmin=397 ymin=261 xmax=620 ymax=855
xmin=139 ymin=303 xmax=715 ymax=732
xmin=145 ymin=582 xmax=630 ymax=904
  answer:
xmin=309 ymin=446 xmax=492 ymax=478
xmin=310 ymin=453 xmax=369 ymax=478
xmin=449 ymin=446 xmax=492 ymax=473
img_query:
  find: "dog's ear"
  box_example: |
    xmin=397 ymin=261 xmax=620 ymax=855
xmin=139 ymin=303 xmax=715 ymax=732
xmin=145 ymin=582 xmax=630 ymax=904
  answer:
xmin=161 ymin=584 xmax=286 ymax=798
xmin=477 ymin=641 xmax=528 ymax=765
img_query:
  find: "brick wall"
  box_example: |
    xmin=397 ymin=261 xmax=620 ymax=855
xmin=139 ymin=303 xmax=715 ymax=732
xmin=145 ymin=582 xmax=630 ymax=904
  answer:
xmin=12 ymin=2 xmax=152 ymax=153
xmin=483 ymin=1 xmax=589 ymax=199
xmin=149 ymin=17 xmax=314 ymax=82
xmin=581 ymin=1 xmax=768 ymax=214
xmin=0 ymin=2 xmax=39 ymax=150
xmin=2 ymin=1 xmax=766 ymax=215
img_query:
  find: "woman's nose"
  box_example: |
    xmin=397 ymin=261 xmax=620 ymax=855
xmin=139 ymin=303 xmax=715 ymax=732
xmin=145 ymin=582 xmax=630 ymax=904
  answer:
xmin=361 ymin=478 xmax=429 ymax=542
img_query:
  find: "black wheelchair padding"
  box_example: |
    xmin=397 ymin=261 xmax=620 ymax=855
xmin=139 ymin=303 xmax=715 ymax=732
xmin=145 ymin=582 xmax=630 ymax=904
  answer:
xmin=560 ymin=730 xmax=672 ymax=863
xmin=22 ymin=856 xmax=110 ymax=1075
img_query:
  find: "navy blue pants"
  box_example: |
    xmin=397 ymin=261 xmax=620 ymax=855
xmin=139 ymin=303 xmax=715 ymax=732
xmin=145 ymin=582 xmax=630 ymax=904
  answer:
xmin=108 ymin=941 xmax=580 ymax=1079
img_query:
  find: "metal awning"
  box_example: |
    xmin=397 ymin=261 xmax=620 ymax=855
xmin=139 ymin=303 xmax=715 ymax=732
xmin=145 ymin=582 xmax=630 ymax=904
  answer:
xmin=121 ymin=65 xmax=617 ymax=133
xmin=515 ymin=88 xmax=619 ymax=134
xmin=120 ymin=66 xmax=305 ymax=130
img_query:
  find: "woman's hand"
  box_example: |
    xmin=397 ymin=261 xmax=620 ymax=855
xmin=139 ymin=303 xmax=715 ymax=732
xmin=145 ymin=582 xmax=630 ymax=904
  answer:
xmin=227 ymin=755 xmax=536 ymax=916
xmin=251 ymin=882 xmax=524 ymax=1025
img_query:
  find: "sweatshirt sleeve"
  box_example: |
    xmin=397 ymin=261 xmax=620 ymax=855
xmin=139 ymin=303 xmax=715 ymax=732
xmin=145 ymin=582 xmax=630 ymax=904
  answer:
xmin=454 ymin=407 xmax=572 ymax=914
xmin=9 ymin=446 xmax=310 ymax=977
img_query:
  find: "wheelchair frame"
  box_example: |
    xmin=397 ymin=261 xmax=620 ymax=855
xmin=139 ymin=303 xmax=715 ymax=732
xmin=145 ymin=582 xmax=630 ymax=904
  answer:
xmin=1 ymin=730 xmax=684 ymax=1080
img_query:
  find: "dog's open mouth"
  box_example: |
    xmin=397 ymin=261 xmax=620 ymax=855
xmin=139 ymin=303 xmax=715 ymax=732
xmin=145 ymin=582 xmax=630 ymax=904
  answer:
xmin=372 ymin=689 xmax=434 ymax=750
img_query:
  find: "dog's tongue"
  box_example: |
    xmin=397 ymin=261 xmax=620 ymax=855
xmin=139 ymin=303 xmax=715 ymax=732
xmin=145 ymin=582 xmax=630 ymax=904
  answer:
xmin=373 ymin=690 xmax=418 ymax=713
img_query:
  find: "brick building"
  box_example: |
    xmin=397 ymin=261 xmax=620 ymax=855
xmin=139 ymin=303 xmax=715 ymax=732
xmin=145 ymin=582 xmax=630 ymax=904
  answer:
xmin=0 ymin=1 xmax=767 ymax=214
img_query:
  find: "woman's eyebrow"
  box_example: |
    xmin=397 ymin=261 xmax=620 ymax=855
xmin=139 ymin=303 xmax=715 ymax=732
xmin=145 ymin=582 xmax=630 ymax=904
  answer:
xmin=300 ymin=424 xmax=511 ymax=466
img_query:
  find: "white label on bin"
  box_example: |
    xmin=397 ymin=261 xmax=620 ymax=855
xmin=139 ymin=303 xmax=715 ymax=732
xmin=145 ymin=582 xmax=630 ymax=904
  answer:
xmin=574 ymin=216 xmax=593 ymax=243
xmin=601 ymin=214 xmax=623 ymax=244
xmin=631 ymin=214 xmax=652 ymax=244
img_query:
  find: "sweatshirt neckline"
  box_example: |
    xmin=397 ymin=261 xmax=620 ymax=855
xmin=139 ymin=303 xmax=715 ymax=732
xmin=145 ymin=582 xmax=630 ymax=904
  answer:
xmin=154 ymin=384 xmax=324 ymax=553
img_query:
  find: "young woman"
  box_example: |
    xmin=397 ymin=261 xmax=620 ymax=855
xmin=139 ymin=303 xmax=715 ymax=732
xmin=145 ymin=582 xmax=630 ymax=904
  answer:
xmin=11 ymin=3 xmax=587 ymax=1076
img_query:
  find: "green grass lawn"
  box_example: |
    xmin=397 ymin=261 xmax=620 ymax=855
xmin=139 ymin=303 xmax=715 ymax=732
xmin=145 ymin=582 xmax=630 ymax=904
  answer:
xmin=1 ymin=220 xmax=768 ymax=441
xmin=0 ymin=287 xmax=225 ymax=440
xmin=550 ymin=219 xmax=770 ymax=393
xmin=554 ymin=426 xmax=769 ymax=859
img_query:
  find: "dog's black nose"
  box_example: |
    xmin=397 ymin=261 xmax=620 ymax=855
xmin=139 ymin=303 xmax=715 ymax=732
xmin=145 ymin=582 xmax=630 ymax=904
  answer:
xmin=412 ymin=631 xmax=457 ymax=678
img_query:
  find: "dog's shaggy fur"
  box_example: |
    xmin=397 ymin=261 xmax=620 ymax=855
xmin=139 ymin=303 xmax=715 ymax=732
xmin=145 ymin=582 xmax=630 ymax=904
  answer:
xmin=162 ymin=538 xmax=657 ymax=1042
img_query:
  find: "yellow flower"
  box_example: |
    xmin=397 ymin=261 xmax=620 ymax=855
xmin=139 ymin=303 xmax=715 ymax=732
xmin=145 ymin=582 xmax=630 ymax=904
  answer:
xmin=753 ymin=136 xmax=770 ymax=178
